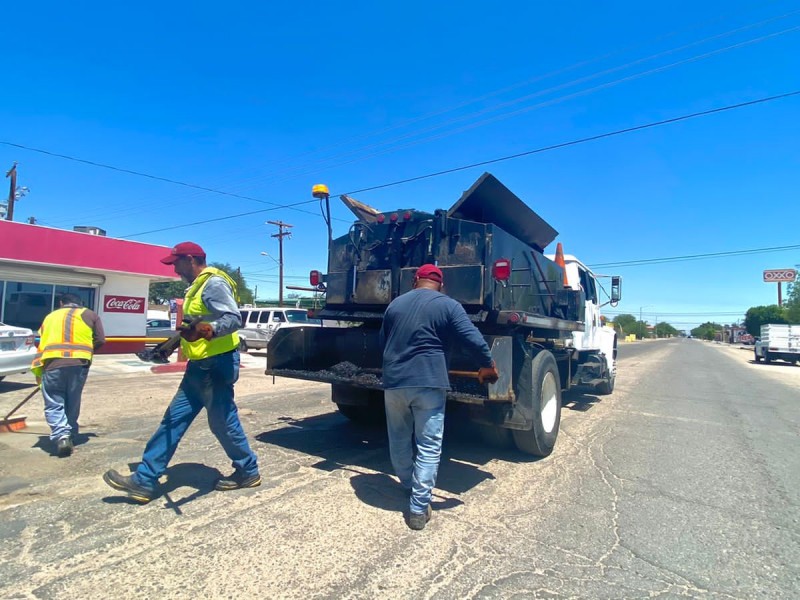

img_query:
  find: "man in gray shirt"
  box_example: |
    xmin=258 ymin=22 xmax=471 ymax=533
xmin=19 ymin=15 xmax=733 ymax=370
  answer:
xmin=103 ymin=242 xmax=260 ymax=504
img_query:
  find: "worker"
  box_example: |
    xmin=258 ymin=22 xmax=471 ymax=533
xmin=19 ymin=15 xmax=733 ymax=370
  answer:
xmin=102 ymin=241 xmax=260 ymax=503
xmin=381 ymin=264 xmax=498 ymax=530
xmin=32 ymin=293 xmax=106 ymax=457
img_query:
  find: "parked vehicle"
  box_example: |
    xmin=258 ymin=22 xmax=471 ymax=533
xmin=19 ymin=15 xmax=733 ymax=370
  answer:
xmin=238 ymin=307 xmax=321 ymax=352
xmin=754 ymin=324 xmax=800 ymax=365
xmin=0 ymin=322 xmax=37 ymax=381
xmin=266 ymin=173 xmax=622 ymax=456
xmin=146 ymin=318 xmax=174 ymax=339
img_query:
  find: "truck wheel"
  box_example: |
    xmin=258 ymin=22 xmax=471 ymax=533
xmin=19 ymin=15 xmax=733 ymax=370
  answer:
xmin=512 ymin=350 xmax=562 ymax=457
xmin=595 ymin=374 xmax=615 ymax=395
xmin=764 ymin=351 xmax=772 ymax=364
xmin=754 ymin=350 xmax=761 ymax=362
xmin=476 ymin=423 xmax=514 ymax=449
xmin=333 ymin=385 xmax=385 ymax=425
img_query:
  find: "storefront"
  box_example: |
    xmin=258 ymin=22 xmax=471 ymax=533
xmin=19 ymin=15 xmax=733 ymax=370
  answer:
xmin=0 ymin=220 xmax=179 ymax=353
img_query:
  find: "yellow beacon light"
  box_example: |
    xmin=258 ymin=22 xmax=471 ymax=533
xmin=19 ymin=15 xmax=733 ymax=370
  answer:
xmin=312 ymin=184 xmax=330 ymax=198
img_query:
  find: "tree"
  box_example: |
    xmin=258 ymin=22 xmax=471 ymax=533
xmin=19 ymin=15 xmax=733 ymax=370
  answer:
xmin=691 ymin=322 xmax=722 ymax=341
xmin=743 ymin=305 xmax=787 ymax=337
xmin=654 ymin=322 xmax=679 ymax=338
xmin=149 ymin=280 xmax=187 ymax=304
xmin=612 ymin=314 xmax=637 ymax=335
xmin=785 ymin=279 xmax=800 ymax=323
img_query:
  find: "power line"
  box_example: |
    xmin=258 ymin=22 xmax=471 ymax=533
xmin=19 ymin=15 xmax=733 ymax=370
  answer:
xmin=340 ymin=90 xmax=800 ymax=196
xmin=126 ymin=90 xmax=800 ymax=237
xmin=589 ymin=243 xmax=800 ymax=268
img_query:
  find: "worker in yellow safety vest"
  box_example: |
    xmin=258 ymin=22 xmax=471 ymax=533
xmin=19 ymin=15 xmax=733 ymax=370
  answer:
xmin=32 ymin=293 xmax=105 ymax=457
xmin=103 ymin=241 xmax=260 ymax=504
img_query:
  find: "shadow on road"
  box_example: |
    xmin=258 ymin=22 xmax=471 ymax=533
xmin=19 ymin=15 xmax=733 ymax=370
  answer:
xmin=255 ymin=406 xmax=540 ymax=503
xmin=562 ymin=389 xmax=602 ymax=412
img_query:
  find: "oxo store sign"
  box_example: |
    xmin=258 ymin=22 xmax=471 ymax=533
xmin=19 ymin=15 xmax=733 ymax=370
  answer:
xmin=103 ymin=295 xmax=145 ymax=313
xmin=762 ymin=269 xmax=797 ymax=283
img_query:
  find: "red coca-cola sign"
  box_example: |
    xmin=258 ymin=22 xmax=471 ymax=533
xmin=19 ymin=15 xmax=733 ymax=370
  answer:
xmin=103 ymin=295 xmax=145 ymax=314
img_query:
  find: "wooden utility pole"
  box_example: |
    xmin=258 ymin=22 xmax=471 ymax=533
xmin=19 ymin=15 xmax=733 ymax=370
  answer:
xmin=5 ymin=162 xmax=17 ymax=221
xmin=268 ymin=220 xmax=293 ymax=306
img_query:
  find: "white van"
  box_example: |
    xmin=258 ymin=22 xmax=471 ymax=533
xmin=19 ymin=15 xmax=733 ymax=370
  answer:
xmin=237 ymin=307 xmax=321 ymax=352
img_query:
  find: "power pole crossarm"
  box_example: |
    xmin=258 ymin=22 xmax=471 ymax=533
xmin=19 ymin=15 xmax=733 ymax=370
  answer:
xmin=267 ymin=220 xmax=294 ymax=307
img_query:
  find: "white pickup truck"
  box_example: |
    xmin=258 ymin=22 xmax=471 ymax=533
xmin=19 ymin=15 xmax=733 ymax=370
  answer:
xmin=754 ymin=324 xmax=800 ymax=365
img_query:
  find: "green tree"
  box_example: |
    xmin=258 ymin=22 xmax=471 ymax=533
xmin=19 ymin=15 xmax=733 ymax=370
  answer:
xmin=743 ymin=305 xmax=787 ymax=337
xmin=691 ymin=322 xmax=722 ymax=341
xmin=654 ymin=322 xmax=679 ymax=338
xmin=149 ymin=280 xmax=187 ymax=304
xmin=785 ymin=279 xmax=800 ymax=323
xmin=612 ymin=314 xmax=637 ymax=335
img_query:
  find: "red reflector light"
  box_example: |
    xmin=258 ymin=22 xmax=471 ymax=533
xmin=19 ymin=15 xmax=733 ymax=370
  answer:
xmin=377 ymin=214 xmax=385 ymax=223
xmin=508 ymin=312 xmax=521 ymax=323
xmin=307 ymin=309 xmax=315 ymax=318
xmin=493 ymin=259 xmax=511 ymax=280
xmin=390 ymin=213 xmax=398 ymax=222
xmin=310 ymin=270 xmax=321 ymax=286
xmin=403 ymin=211 xmax=412 ymax=221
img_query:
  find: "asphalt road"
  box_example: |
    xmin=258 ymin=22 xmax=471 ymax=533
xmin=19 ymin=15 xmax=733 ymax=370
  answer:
xmin=0 ymin=340 xmax=798 ymax=599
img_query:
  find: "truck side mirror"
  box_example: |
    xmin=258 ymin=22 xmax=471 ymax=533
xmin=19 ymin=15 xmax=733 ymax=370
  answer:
xmin=610 ymin=276 xmax=622 ymax=306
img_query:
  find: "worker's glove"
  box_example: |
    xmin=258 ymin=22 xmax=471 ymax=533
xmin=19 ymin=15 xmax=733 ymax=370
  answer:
xmin=179 ymin=322 xmax=214 ymax=342
xmin=478 ymin=362 xmax=499 ymax=385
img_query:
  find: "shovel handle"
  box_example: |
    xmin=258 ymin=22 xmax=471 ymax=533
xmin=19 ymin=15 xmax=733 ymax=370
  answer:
xmin=4 ymin=386 xmax=41 ymax=421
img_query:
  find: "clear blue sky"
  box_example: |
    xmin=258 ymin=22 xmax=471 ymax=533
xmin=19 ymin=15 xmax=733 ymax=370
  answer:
xmin=3 ymin=1 xmax=799 ymax=331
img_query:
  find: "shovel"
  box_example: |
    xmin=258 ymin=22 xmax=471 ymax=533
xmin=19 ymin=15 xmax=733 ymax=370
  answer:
xmin=0 ymin=386 xmax=41 ymax=433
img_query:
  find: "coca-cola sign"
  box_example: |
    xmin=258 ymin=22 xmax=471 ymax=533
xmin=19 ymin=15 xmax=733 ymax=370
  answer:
xmin=104 ymin=295 xmax=145 ymax=314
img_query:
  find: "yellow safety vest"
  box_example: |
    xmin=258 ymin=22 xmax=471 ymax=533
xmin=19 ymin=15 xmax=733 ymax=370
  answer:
xmin=32 ymin=307 xmax=95 ymax=376
xmin=182 ymin=267 xmax=240 ymax=360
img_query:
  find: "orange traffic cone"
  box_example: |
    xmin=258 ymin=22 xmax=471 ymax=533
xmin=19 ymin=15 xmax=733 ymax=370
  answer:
xmin=554 ymin=242 xmax=569 ymax=287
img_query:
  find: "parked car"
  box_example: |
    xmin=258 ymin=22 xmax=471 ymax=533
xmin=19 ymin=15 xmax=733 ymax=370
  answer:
xmin=146 ymin=318 xmax=174 ymax=339
xmin=0 ymin=322 xmax=37 ymax=381
xmin=237 ymin=307 xmax=322 ymax=352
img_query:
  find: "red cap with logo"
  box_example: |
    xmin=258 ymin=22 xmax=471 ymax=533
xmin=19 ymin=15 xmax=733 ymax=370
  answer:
xmin=161 ymin=241 xmax=206 ymax=265
xmin=416 ymin=264 xmax=443 ymax=283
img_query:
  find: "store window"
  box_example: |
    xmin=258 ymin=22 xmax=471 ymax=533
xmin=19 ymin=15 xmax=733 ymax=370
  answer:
xmin=2 ymin=281 xmax=53 ymax=331
xmin=0 ymin=281 xmax=96 ymax=331
xmin=55 ymin=285 xmax=95 ymax=311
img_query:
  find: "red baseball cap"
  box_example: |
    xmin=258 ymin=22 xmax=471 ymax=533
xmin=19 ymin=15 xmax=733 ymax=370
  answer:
xmin=161 ymin=241 xmax=206 ymax=265
xmin=416 ymin=264 xmax=443 ymax=283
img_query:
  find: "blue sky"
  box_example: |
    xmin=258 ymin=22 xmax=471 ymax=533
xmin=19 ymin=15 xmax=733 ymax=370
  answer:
xmin=2 ymin=1 xmax=799 ymax=331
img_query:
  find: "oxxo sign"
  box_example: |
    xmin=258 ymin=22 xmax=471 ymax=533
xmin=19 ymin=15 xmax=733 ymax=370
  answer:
xmin=104 ymin=295 xmax=145 ymax=313
xmin=762 ymin=269 xmax=797 ymax=283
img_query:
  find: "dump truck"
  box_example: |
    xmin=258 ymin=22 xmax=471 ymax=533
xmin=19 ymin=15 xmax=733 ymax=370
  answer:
xmin=754 ymin=324 xmax=800 ymax=365
xmin=266 ymin=173 xmax=622 ymax=456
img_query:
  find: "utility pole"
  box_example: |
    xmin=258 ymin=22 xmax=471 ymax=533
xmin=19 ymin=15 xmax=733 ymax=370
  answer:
xmin=267 ymin=220 xmax=293 ymax=307
xmin=5 ymin=162 xmax=17 ymax=221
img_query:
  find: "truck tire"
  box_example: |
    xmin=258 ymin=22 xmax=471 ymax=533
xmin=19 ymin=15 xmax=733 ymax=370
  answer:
xmin=764 ymin=351 xmax=772 ymax=364
xmin=512 ymin=350 xmax=562 ymax=457
xmin=332 ymin=385 xmax=385 ymax=425
xmin=595 ymin=374 xmax=615 ymax=395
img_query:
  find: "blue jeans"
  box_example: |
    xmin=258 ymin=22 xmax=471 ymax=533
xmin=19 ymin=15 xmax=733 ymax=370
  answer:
xmin=384 ymin=387 xmax=446 ymax=514
xmin=133 ymin=350 xmax=259 ymax=490
xmin=41 ymin=365 xmax=90 ymax=441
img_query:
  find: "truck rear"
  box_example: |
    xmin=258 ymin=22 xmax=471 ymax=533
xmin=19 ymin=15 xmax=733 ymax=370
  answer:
xmin=754 ymin=324 xmax=800 ymax=365
xmin=266 ymin=173 xmax=621 ymax=455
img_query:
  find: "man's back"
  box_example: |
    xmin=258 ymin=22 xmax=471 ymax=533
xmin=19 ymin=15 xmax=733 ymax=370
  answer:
xmin=382 ymin=288 xmax=490 ymax=389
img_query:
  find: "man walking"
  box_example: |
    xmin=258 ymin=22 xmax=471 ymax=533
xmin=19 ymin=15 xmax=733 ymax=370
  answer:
xmin=32 ymin=293 xmax=105 ymax=457
xmin=381 ymin=264 xmax=498 ymax=530
xmin=103 ymin=241 xmax=260 ymax=504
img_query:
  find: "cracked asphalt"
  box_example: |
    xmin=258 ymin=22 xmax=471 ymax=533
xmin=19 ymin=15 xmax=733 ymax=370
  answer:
xmin=0 ymin=340 xmax=798 ymax=599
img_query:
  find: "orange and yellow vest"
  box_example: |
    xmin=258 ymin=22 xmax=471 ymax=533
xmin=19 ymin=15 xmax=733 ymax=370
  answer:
xmin=182 ymin=267 xmax=240 ymax=361
xmin=32 ymin=307 xmax=94 ymax=377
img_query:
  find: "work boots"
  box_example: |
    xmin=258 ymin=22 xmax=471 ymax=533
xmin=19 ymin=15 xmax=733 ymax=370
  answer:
xmin=56 ymin=437 xmax=73 ymax=457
